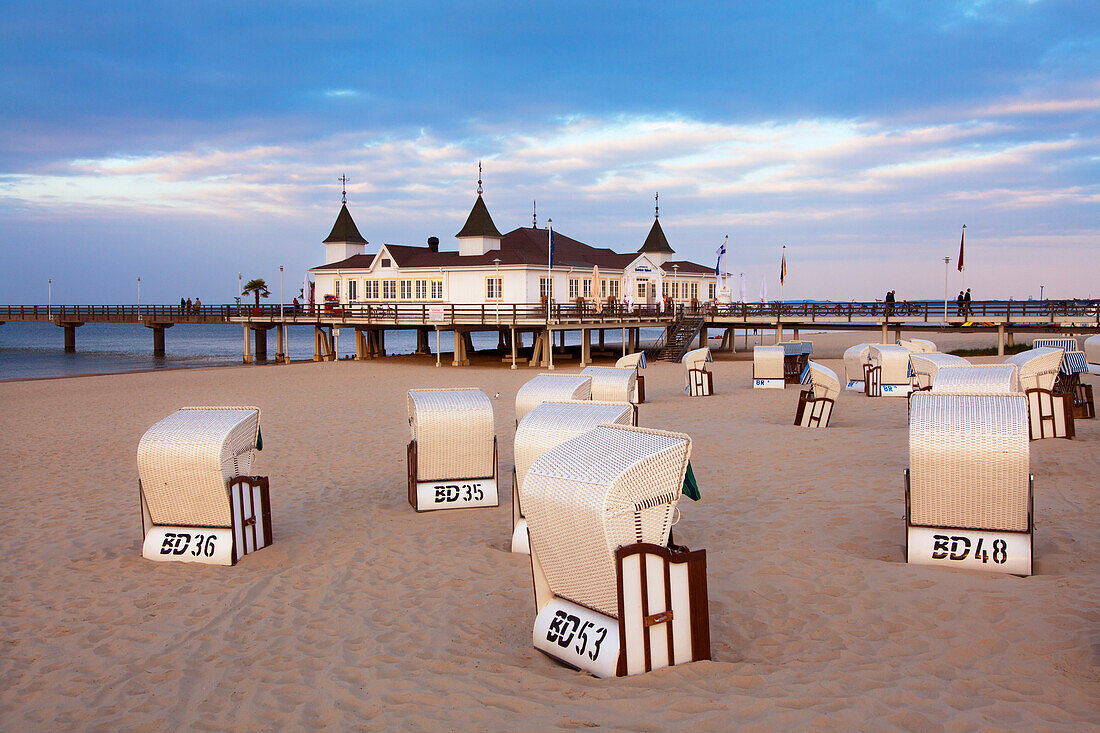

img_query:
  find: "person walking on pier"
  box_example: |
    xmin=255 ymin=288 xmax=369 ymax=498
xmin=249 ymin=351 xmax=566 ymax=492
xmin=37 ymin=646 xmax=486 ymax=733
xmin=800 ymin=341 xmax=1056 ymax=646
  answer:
xmin=186 ymin=297 xmax=193 ymax=314
xmin=963 ymin=288 xmax=972 ymax=317
xmin=885 ymin=289 xmax=895 ymax=316
xmin=957 ymin=291 xmax=965 ymax=316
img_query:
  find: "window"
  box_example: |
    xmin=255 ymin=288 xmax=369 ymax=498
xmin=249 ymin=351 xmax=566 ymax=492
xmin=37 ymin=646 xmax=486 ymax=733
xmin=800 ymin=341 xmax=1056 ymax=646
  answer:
xmin=334 ymin=280 xmax=341 ymax=300
xmin=382 ymin=280 xmax=396 ymax=299
xmin=569 ymin=278 xmax=579 ymax=299
xmin=349 ymin=280 xmax=359 ymax=301
xmin=365 ymin=280 xmax=379 ymax=299
xmin=400 ymin=280 xmax=413 ymax=299
xmin=486 ymin=277 xmax=502 ymax=300
xmin=691 ymin=282 xmax=699 ymax=301
xmin=672 ymin=281 xmax=680 ymax=299
xmin=430 ymin=279 xmax=443 ymax=300
xmin=662 ymin=281 xmax=670 ymax=298
xmin=380 ymin=258 xmax=392 ymax=268
xmin=415 ymin=279 xmax=428 ymax=300
xmin=637 ymin=281 xmax=647 ymax=300
xmin=540 ymin=277 xmax=553 ymax=299
xmin=609 ymin=280 xmax=619 ymax=298
xmin=582 ymin=279 xmax=592 ymax=298
xmin=708 ymin=283 xmax=716 ymax=301
xmin=600 ymin=279 xmax=607 ymax=298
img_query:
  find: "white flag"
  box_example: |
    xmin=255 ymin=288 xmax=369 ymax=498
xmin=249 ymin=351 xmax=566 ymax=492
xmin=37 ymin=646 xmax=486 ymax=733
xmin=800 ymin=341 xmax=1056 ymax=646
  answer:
xmin=759 ymin=276 xmax=768 ymax=304
xmin=739 ymin=273 xmax=746 ymax=304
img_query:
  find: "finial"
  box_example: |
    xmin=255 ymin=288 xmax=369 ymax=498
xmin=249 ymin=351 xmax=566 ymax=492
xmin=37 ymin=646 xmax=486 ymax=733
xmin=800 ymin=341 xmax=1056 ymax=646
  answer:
xmin=339 ymin=173 xmax=348 ymax=204
xmin=533 ymin=200 xmax=537 ymax=228
xmin=655 ymin=192 xmax=659 ymax=219
xmin=477 ymin=161 xmax=483 ymax=195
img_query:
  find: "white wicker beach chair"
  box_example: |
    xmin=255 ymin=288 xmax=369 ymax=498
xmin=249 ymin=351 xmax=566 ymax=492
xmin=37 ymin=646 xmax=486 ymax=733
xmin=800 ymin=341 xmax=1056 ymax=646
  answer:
xmin=1084 ymin=335 xmax=1100 ymax=375
xmin=515 ymin=374 xmax=593 ymax=424
xmin=906 ymin=391 xmax=1033 ymax=575
xmin=407 ymin=388 xmax=498 ymax=511
xmin=867 ymin=344 xmax=913 ymax=397
xmin=898 ymin=338 xmax=937 ymax=353
xmin=931 ymin=365 xmax=1020 ymax=395
xmin=843 ymin=343 xmax=874 ymax=391
xmin=682 ymin=347 xmax=714 ymax=396
xmin=138 ymin=406 xmax=271 ymax=565
xmin=510 ymin=400 xmax=637 ymax=554
xmin=524 ymin=424 xmax=709 ymax=677
xmin=909 ymin=353 xmax=971 ymax=389
xmin=614 ymin=352 xmax=647 ymax=402
xmin=1004 ymin=347 xmax=1074 ymax=439
xmin=1031 ymin=342 xmax=1094 ymax=419
xmin=581 ymin=366 xmax=639 ymax=404
xmin=753 ymin=345 xmax=785 ymax=389
xmin=795 ymin=361 xmax=840 ymax=427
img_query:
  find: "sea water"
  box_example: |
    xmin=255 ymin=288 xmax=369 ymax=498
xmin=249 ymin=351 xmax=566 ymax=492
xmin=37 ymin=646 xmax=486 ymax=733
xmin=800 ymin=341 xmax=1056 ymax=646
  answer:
xmin=0 ymin=322 xmax=659 ymax=381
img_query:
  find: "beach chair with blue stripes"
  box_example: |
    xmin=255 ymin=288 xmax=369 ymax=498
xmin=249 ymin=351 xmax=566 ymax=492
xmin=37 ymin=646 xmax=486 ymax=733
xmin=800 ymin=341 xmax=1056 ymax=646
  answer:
xmin=1033 ymin=340 xmax=1093 ymax=419
xmin=795 ymin=361 xmax=840 ymax=427
xmin=524 ymin=424 xmax=710 ymax=677
xmin=138 ymin=406 xmax=271 ymax=565
xmin=615 ymin=352 xmax=647 ymax=403
xmin=1005 ymin=347 xmax=1074 ymax=439
xmin=683 ymin=347 xmax=714 ymax=396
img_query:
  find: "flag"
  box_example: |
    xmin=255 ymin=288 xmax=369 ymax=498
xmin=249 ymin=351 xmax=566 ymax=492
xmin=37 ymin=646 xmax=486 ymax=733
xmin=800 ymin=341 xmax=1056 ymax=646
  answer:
xmin=681 ymin=461 xmax=700 ymax=501
xmin=760 ymin=276 xmax=768 ymax=304
xmin=780 ymin=246 xmax=787 ymax=285
xmin=714 ymin=237 xmax=726 ymax=278
xmin=957 ymin=225 xmax=966 ymax=272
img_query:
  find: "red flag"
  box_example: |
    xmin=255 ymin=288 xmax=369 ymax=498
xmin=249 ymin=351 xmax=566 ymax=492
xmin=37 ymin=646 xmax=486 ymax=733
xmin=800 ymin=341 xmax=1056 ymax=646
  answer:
xmin=957 ymin=225 xmax=965 ymax=272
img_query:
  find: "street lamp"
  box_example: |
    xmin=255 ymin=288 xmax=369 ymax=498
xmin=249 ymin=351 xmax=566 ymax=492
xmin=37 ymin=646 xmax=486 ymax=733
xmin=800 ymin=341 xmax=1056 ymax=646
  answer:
xmin=1040 ymin=284 xmax=1044 ymax=301
xmin=48 ymin=279 xmax=52 ymax=313
xmin=238 ymin=272 xmax=242 ymax=315
xmin=137 ymin=276 xmax=141 ymax=308
xmin=943 ymin=257 xmax=950 ymax=321
xmin=672 ymin=264 xmax=679 ymax=309
xmin=279 ymin=265 xmax=284 ymax=319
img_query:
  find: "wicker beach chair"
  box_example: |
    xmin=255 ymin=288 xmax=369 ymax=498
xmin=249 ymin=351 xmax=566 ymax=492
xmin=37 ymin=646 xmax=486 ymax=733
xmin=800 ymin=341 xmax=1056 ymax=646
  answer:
xmin=407 ymin=388 xmax=498 ymax=511
xmin=931 ymin=364 xmax=1020 ymax=395
xmin=867 ymin=344 xmax=913 ymax=397
xmin=515 ymin=374 xmax=593 ymax=424
xmin=843 ymin=343 xmax=873 ymax=392
xmin=1005 ymin=347 xmax=1074 ymax=439
xmin=510 ymin=400 xmax=637 ymax=554
xmin=582 ymin=366 xmax=640 ymax=404
xmin=524 ymin=424 xmax=710 ymax=677
xmin=898 ymin=338 xmax=937 ymax=353
xmin=1084 ymin=335 xmax=1100 ymax=375
xmin=753 ymin=345 xmax=786 ymax=389
xmin=682 ymin=347 xmax=714 ymax=396
xmin=905 ymin=391 xmax=1033 ymax=575
xmin=909 ymin=353 xmax=971 ymax=389
xmin=1033 ymin=338 xmax=1077 ymax=352
xmin=795 ymin=361 xmax=840 ymax=427
xmin=138 ymin=406 xmax=271 ymax=565
xmin=615 ymin=352 xmax=647 ymax=403
xmin=774 ymin=341 xmax=812 ymax=384
xmin=1031 ymin=341 xmax=1094 ymax=419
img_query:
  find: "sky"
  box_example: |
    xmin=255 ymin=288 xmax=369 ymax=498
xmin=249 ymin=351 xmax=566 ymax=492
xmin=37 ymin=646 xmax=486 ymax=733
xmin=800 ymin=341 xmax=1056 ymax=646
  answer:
xmin=1 ymin=1 xmax=1098 ymax=304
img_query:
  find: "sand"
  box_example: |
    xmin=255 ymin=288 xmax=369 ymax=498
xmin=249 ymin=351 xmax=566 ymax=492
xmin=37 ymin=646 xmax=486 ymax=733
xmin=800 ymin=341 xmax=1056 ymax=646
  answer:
xmin=1 ymin=330 xmax=1097 ymax=730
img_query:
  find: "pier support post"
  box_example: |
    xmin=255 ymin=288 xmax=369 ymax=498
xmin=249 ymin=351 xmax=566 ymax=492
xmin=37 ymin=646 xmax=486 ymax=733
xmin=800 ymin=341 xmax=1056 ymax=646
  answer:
xmin=793 ymin=327 xmax=800 ymax=341
xmin=1007 ymin=330 xmax=1015 ymax=348
xmin=699 ymin=326 xmax=708 ymax=349
xmin=452 ymin=330 xmax=469 ymax=366
xmin=243 ymin=326 xmax=253 ymax=364
xmin=997 ymin=324 xmax=1006 ymax=356
xmin=313 ymin=327 xmax=323 ymax=361
xmin=254 ymin=327 xmax=268 ymax=361
xmin=881 ymin=323 xmax=889 ymax=343
xmin=463 ymin=331 xmax=474 ymax=358
xmin=376 ymin=329 xmax=386 ymax=357
xmin=776 ymin=322 xmax=784 ymax=344
xmin=580 ymin=329 xmax=591 ymax=367
xmin=415 ymin=327 xmax=430 ymax=355
xmin=497 ymin=328 xmax=506 ymax=350
xmin=355 ymin=328 xmax=367 ymax=360
xmin=329 ymin=328 xmax=338 ymax=360
xmin=275 ymin=324 xmax=286 ymax=363
xmin=510 ymin=327 xmax=518 ymax=370
xmin=598 ymin=329 xmax=605 ymax=350
xmin=147 ymin=323 xmax=172 ymax=357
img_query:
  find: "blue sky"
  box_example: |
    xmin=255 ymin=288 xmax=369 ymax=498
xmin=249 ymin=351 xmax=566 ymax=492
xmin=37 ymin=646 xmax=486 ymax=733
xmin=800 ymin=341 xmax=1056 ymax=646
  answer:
xmin=2 ymin=1 xmax=1097 ymax=303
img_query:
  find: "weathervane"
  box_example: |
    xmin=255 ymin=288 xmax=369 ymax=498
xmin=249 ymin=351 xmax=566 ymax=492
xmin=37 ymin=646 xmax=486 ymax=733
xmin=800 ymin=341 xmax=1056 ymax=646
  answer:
xmin=339 ymin=173 xmax=349 ymax=204
xmin=655 ymin=192 xmax=659 ymax=219
xmin=477 ymin=161 xmax=483 ymax=195
xmin=533 ymin=200 xmax=537 ymax=228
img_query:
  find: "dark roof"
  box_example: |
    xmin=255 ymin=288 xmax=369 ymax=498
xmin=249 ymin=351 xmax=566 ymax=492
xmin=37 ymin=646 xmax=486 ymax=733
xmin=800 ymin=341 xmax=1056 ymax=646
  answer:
xmin=323 ymin=204 xmax=367 ymax=244
xmin=638 ymin=218 xmax=674 ymax=254
xmin=663 ymin=260 xmax=713 ymax=275
xmin=310 ymin=227 xmax=714 ymax=274
xmin=455 ymin=195 xmax=502 ymax=238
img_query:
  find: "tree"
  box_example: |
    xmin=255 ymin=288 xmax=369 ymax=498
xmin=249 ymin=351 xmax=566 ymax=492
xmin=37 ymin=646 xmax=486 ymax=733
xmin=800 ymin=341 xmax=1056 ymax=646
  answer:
xmin=242 ymin=278 xmax=270 ymax=306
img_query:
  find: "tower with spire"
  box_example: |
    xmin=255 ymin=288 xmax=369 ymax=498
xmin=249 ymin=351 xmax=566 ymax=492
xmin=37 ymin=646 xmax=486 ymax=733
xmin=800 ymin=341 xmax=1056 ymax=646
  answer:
xmin=456 ymin=162 xmax=503 ymax=256
xmin=323 ymin=174 xmax=368 ymax=264
xmin=637 ymin=192 xmax=675 ymax=267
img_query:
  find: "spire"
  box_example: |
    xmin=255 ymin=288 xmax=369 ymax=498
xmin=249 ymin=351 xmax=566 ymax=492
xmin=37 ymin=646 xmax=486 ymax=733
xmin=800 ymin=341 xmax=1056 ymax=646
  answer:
xmin=655 ymin=191 xmax=659 ymax=219
xmin=533 ymin=200 xmax=537 ymax=228
xmin=477 ymin=161 xmax=483 ymax=195
xmin=339 ymin=173 xmax=348 ymax=204
xmin=638 ymin=195 xmax=674 ymax=254
xmin=323 ymin=203 xmax=367 ymax=244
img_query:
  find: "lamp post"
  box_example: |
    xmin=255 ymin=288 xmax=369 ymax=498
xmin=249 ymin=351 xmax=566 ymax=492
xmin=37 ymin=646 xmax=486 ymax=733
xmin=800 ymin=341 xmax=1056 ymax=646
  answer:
xmin=672 ymin=264 xmax=679 ymax=311
xmin=493 ymin=258 xmax=501 ymax=323
xmin=943 ymin=257 xmax=950 ymax=321
xmin=279 ymin=265 xmax=284 ymax=319
xmin=48 ymin=279 xmax=52 ymax=314
xmin=1040 ymin=284 xmax=1044 ymax=301
xmin=137 ymin=276 xmax=141 ymax=308
xmin=238 ymin=272 xmax=242 ymax=316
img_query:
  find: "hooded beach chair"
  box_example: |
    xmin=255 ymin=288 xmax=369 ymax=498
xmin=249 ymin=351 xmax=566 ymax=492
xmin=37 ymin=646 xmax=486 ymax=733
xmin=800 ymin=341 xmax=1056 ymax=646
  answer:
xmin=905 ymin=387 xmax=1033 ymax=576
xmin=843 ymin=343 xmax=874 ymax=391
xmin=682 ymin=347 xmax=714 ymax=396
xmin=867 ymin=344 xmax=913 ymax=397
xmin=407 ymin=388 xmax=498 ymax=511
xmin=752 ymin=345 xmax=785 ymax=389
xmin=615 ymin=352 xmax=647 ymax=403
xmin=582 ymin=366 xmax=640 ymax=404
xmin=1004 ymin=347 xmax=1074 ymax=439
xmin=777 ymin=341 xmax=813 ymax=384
xmin=898 ymin=338 xmax=937 ymax=354
xmin=524 ymin=424 xmax=710 ymax=677
xmin=1084 ymin=335 xmax=1100 ymax=375
xmin=515 ymin=374 xmax=593 ymax=424
xmin=795 ymin=361 xmax=840 ymax=427
xmin=1032 ymin=341 xmax=1093 ymax=419
xmin=138 ymin=406 xmax=271 ymax=565
xmin=510 ymin=400 xmax=637 ymax=554
xmin=909 ymin=353 xmax=970 ymax=390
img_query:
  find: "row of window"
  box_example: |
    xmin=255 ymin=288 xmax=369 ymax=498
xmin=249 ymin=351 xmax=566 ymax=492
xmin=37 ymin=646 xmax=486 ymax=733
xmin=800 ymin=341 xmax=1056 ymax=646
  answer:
xmin=335 ymin=278 xmax=445 ymax=302
xmin=662 ymin=281 xmax=701 ymax=301
xmin=333 ymin=276 xmax=715 ymax=302
xmin=565 ymin=278 xmax=623 ymax=300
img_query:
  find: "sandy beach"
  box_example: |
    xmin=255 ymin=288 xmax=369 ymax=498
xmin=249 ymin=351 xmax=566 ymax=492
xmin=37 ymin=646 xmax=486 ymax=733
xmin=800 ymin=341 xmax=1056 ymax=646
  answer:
xmin=1 ymin=330 xmax=1096 ymax=730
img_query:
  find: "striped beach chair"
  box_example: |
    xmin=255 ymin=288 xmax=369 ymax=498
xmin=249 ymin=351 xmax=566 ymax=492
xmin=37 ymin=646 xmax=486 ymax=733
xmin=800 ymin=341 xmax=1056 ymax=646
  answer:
xmin=1005 ymin=347 xmax=1074 ymax=439
xmin=1033 ymin=341 xmax=1094 ymax=420
xmin=138 ymin=406 xmax=271 ymax=565
xmin=510 ymin=400 xmax=637 ymax=554
xmin=906 ymin=388 xmax=1033 ymax=576
xmin=795 ymin=361 xmax=840 ymax=427
xmin=615 ymin=352 xmax=648 ymax=403
xmin=515 ymin=373 xmax=593 ymax=424
xmin=407 ymin=388 xmax=498 ymax=511
xmin=843 ymin=343 xmax=874 ymax=391
xmin=867 ymin=344 xmax=913 ymax=397
xmin=524 ymin=424 xmax=710 ymax=677
xmin=682 ymin=347 xmax=714 ymax=396
xmin=582 ymin=366 xmax=640 ymax=404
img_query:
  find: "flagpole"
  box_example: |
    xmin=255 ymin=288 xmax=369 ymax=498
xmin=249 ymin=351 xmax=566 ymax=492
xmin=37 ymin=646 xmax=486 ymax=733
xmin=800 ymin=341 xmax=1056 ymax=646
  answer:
xmin=960 ymin=224 xmax=966 ymax=293
xmin=547 ymin=218 xmax=554 ymax=370
xmin=780 ymin=245 xmax=786 ymax=304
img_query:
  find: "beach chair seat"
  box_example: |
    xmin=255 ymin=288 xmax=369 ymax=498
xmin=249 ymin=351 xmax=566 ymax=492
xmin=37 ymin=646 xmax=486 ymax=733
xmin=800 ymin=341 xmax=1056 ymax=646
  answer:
xmin=682 ymin=347 xmax=713 ymax=396
xmin=524 ymin=424 xmax=710 ymax=677
xmin=582 ymin=366 xmax=639 ymax=404
xmin=1051 ymin=351 xmax=1093 ymax=419
xmin=898 ymin=338 xmax=937 ymax=353
xmin=137 ymin=406 xmax=271 ymax=565
xmin=1084 ymin=335 xmax=1100 ymax=375
xmin=867 ymin=344 xmax=913 ymax=397
xmin=905 ymin=391 xmax=1033 ymax=575
xmin=615 ymin=352 xmax=647 ymax=403
xmin=407 ymin=388 xmax=498 ymax=511
xmin=776 ymin=341 xmax=813 ymax=384
xmin=843 ymin=343 xmax=874 ymax=391
xmin=753 ymin=345 xmax=785 ymax=389
xmin=1005 ymin=347 xmax=1074 ymax=439
xmin=795 ymin=361 xmax=840 ymax=427
xmin=510 ymin=400 xmax=637 ymax=554
xmin=515 ymin=374 xmax=593 ymax=424
xmin=909 ymin=353 xmax=970 ymax=389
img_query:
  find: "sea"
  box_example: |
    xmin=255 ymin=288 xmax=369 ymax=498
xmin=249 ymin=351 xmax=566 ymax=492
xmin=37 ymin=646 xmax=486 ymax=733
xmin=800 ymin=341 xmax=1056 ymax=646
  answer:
xmin=0 ymin=322 xmax=664 ymax=381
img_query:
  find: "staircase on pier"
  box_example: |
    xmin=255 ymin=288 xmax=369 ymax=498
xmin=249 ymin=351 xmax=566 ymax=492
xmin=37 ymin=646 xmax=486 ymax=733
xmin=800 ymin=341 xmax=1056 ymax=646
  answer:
xmin=652 ymin=310 xmax=707 ymax=362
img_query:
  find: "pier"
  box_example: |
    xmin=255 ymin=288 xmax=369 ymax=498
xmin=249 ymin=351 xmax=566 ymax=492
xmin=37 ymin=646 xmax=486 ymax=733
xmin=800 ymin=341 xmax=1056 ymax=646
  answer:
xmin=2 ymin=300 xmax=1097 ymax=366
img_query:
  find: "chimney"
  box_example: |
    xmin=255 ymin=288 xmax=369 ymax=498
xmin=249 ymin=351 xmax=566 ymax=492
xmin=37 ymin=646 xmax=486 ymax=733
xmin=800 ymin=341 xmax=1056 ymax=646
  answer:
xmin=428 ymin=236 xmax=439 ymax=252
